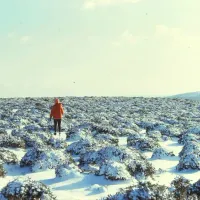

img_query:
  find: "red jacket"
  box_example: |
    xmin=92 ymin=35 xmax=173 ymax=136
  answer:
xmin=50 ymin=100 xmax=64 ymax=119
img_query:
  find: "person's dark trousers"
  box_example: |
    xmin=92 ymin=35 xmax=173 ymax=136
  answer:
xmin=53 ymin=119 xmax=61 ymax=134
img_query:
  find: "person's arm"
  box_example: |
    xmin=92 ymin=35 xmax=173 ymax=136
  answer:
xmin=61 ymin=104 xmax=64 ymax=116
xmin=50 ymin=106 xmax=54 ymax=120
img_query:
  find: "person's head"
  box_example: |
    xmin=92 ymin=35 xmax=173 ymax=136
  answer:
xmin=55 ymin=98 xmax=60 ymax=104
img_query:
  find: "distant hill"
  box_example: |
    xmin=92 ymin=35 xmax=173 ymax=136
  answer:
xmin=170 ymin=91 xmax=200 ymax=100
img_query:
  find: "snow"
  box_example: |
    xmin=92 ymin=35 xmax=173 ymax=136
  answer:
xmin=1 ymin=136 xmax=199 ymax=200
xmin=0 ymin=133 xmax=200 ymax=200
xmin=98 ymin=161 xmax=132 ymax=180
xmin=118 ymin=137 xmax=127 ymax=146
xmin=0 ymin=134 xmax=136 ymax=200
xmin=24 ymin=170 xmax=134 ymax=200
xmin=144 ymin=138 xmax=200 ymax=186
xmin=6 ymin=147 xmax=26 ymax=161
xmin=0 ymin=97 xmax=200 ymax=200
xmin=86 ymin=184 xmax=107 ymax=194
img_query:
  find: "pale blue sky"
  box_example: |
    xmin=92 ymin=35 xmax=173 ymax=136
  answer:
xmin=1 ymin=0 xmax=200 ymax=97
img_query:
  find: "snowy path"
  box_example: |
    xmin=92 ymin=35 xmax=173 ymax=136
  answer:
xmin=144 ymin=138 xmax=200 ymax=186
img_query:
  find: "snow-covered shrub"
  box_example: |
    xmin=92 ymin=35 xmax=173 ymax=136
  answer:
xmin=0 ymin=163 xmax=6 ymax=177
xmin=127 ymin=136 xmax=160 ymax=151
xmin=91 ymin=124 xmax=120 ymax=136
xmin=128 ymin=182 xmax=173 ymax=200
xmin=179 ymin=141 xmax=200 ymax=157
xmin=96 ymin=161 xmax=131 ymax=180
xmin=47 ymin=137 xmax=67 ymax=149
xmin=127 ymin=159 xmax=155 ymax=178
xmin=0 ymin=148 xmax=18 ymax=164
xmin=22 ymin=133 xmax=46 ymax=148
xmin=171 ymin=176 xmax=191 ymax=200
xmin=169 ymin=127 xmax=182 ymax=137
xmin=93 ymin=133 xmax=118 ymax=145
xmin=187 ymin=194 xmax=199 ymax=200
xmin=0 ymin=129 xmax=7 ymax=135
xmin=24 ymin=124 xmax=42 ymax=133
xmin=1 ymin=177 xmax=56 ymax=200
xmin=137 ymin=121 xmax=173 ymax=136
xmin=79 ymin=164 xmax=99 ymax=173
xmin=80 ymin=146 xmax=141 ymax=165
xmin=0 ymin=193 xmax=6 ymax=200
xmin=176 ymin=154 xmax=200 ymax=171
xmin=80 ymin=146 xmax=155 ymax=178
xmin=117 ymin=122 xmax=142 ymax=135
xmin=146 ymin=130 xmax=162 ymax=141
xmin=86 ymin=184 xmax=107 ymax=194
xmin=188 ymin=179 xmax=200 ymax=197
xmin=35 ymin=103 xmax=49 ymax=114
xmin=162 ymin=135 xmax=171 ymax=141
xmin=185 ymin=127 xmax=200 ymax=135
xmin=55 ymin=163 xmax=82 ymax=179
xmin=136 ymin=121 xmax=155 ymax=131
xmin=66 ymin=125 xmax=91 ymax=140
xmin=92 ymin=114 xmax=107 ymax=124
xmin=104 ymin=193 xmax=126 ymax=200
xmin=118 ymin=129 xmax=140 ymax=137
xmin=154 ymin=124 xmax=172 ymax=136
xmin=11 ymin=129 xmax=24 ymax=137
xmin=151 ymin=147 xmax=175 ymax=159
xmin=160 ymin=117 xmax=178 ymax=125
xmin=11 ymin=129 xmax=47 ymax=147
xmin=20 ymin=147 xmax=74 ymax=172
xmin=170 ymin=177 xmax=200 ymax=200
xmin=66 ymin=136 xmax=102 ymax=155
xmin=35 ymin=131 xmax=51 ymax=143
xmin=127 ymin=131 xmax=144 ymax=140
xmin=67 ymin=129 xmax=89 ymax=140
xmin=129 ymin=123 xmax=142 ymax=133
xmin=178 ymin=133 xmax=199 ymax=145
xmin=155 ymin=168 xmax=167 ymax=174
xmin=0 ymin=135 xmax=25 ymax=148
xmin=104 ymin=181 xmax=174 ymax=200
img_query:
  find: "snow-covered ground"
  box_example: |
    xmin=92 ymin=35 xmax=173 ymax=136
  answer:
xmin=0 ymin=97 xmax=199 ymax=199
xmin=0 ymin=134 xmax=136 ymax=200
xmin=144 ymin=138 xmax=200 ymax=185
xmin=0 ymin=135 xmax=199 ymax=200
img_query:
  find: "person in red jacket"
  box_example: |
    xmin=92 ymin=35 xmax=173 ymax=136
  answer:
xmin=50 ymin=98 xmax=64 ymax=135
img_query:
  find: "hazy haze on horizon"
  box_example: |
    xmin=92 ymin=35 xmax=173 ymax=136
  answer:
xmin=1 ymin=0 xmax=200 ymax=97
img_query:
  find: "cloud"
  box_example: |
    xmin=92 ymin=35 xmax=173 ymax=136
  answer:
xmin=112 ymin=25 xmax=200 ymax=49
xmin=7 ymin=33 xmax=32 ymax=44
xmin=155 ymin=24 xmax=200 ymax=47
xmin=112 ymin=41 xmax=121 ymax=47
xmin=7 ymin=32 xmax=16 ymax=39
xmin=20 ymin=35 xmax=31 ymax=44
xmin=155 ymin=25 xmax=180 ymax=38
xmin=84 ymin=0 xmax=142 ymax=9
xmin=122 ymin=30 xmax=138 ymax=44
xmin=112 ymin=30 xmax=144 ymax=46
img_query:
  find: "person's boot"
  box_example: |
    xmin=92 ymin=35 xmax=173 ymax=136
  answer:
xmin=54 ymin=132 xmax=56 ymax=135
